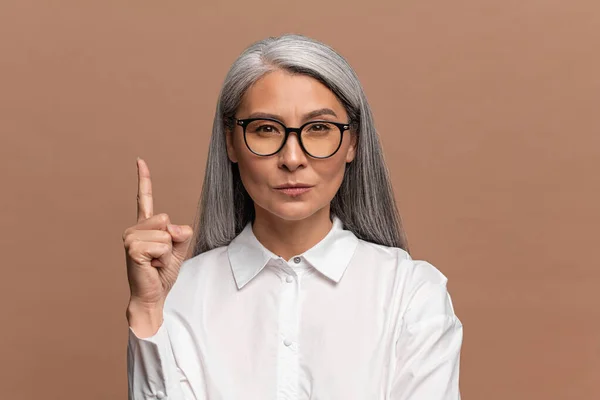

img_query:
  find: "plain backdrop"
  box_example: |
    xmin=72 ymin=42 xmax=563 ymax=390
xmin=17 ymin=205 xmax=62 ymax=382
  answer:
xmin=1 ymin=1 xmax=599 ymax=399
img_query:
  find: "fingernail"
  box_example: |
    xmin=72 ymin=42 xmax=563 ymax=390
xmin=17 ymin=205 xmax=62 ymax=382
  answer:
xmin=168 ymin=224 xmax=180 ymax=234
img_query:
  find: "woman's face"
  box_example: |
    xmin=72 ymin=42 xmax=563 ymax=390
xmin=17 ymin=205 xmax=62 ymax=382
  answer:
xmin=226 ymin=69 xmax=357 ymax=222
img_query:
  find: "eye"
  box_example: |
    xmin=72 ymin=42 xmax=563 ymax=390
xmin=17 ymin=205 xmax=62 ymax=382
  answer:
xmin=258 ymin=124 xmax=272 ymax=132
xmin=252 ymin=123 xmax=282 ymax=134
xmin=306 ymin=122 xmax=334 ymax=133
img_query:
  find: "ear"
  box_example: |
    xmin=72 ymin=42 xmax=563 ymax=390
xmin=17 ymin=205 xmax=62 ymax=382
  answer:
xmin=225 ymin=129 xmax=238 ymax=163
xmin=345 ymin=131 xmax=357 ymax=163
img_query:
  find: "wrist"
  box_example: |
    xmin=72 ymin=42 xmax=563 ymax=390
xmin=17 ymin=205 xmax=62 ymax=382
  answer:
xmin=126 ymin=299 xmax=164 ymax=338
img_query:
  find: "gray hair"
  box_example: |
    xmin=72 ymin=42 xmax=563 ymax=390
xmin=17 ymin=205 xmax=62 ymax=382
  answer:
xmin=189 ymin=34 xmax=409 ymax=257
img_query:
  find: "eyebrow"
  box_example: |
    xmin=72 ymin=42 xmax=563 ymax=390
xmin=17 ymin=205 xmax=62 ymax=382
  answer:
xmin=246 ymin=108 xmax=339 ymax=123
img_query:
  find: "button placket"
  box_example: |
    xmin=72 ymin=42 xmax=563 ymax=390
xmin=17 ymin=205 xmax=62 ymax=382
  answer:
xmin=276 ymin=262 xmax=300 ymax=398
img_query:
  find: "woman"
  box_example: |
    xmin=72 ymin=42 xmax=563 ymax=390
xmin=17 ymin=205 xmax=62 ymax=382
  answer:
xmin=124 ymin=34 xmax=462 ymax=399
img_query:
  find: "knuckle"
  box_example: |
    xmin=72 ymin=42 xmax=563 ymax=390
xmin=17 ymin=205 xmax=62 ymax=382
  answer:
xmin=122 ymin=227 xmax=136 ymax=242
xmin=131 ymin=253 xmax=145 ymax=264
xmin=126 ymin=237 xmax=142 ymax=251
xmin=138 ymin=187 xmax=152 ymax=197
xmin=158 ymin=212 xmax=169 ymax=222
xmin=160 ymin=230 xmax=172 ymax=242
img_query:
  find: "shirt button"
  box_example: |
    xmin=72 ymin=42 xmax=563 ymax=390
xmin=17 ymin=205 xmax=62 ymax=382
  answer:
xmin=293 ymin=256 xmax=301 ymax=264
xmin=285 ymin=275 xmax=293 ymax=283
xmin=283 ymin=338 xmax=293 ymax=347
xmin=156 ymin=391 xmax=166 ymax=399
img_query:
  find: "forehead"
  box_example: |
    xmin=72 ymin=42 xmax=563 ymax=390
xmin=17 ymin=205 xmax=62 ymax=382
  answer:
xmin=238 ymin=69 xmax=347 ymax=119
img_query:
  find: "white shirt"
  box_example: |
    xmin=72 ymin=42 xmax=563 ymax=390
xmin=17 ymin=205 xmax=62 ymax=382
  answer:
xmin=127 ymin=216 xmax=463 ymax=400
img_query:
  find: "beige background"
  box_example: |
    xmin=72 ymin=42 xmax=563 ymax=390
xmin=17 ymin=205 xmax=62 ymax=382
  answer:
xmin=1 ymin=1 xmax=599 ymax=399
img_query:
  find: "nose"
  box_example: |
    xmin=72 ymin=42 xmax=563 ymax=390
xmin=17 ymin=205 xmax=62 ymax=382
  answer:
xmin=278 ymin=132 xmax=307 ymax=172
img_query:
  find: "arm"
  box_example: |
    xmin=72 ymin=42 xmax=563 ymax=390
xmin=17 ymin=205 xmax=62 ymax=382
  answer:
xmin=124 ymin=158 xmax=196 ymax=399
xmin=390 ymin=269 xmax=463 ymax=399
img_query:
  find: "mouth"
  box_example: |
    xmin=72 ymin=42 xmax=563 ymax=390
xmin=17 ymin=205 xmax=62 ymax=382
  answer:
xmin=273 ymin=184 xmax=314 ymax=197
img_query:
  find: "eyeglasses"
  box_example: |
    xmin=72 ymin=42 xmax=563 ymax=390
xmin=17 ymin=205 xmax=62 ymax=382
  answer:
xmin=235 ymin=117 xmax=350 ymax=159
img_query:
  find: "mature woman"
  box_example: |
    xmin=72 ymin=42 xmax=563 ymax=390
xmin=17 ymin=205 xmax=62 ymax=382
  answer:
xmin=124 ymin=34 xmax=462 ymax=399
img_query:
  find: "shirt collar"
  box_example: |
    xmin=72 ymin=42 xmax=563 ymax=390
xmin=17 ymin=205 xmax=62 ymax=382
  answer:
xmin=227 ymin=215 xmax=359 ymax=289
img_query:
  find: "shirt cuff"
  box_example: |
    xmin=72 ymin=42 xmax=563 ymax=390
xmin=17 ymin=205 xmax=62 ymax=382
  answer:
xmin=127 ymin=323 xmax=184 ymax=400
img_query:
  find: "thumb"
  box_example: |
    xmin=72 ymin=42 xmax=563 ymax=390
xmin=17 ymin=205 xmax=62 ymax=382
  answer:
xmin=167 ymin=224 xmax=194 ymax=261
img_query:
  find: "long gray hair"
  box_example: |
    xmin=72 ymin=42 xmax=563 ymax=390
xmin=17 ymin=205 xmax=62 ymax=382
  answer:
xmin=189 ymin=34 xmax=409 ymax=257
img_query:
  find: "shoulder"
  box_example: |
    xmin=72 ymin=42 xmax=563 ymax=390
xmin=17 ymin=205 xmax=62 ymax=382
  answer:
xmin=355 ymin=239 xmax=457 ymax=323
xmin=355 ymin=239 xmax=449 ymax=286
xmin=165 ymin=246 xmax=229 ymax=304
xmin=176 ymin=245 xmax=230 ymax=282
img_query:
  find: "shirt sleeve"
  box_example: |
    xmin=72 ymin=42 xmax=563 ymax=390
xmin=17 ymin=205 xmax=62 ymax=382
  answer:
xmin=127 ymin=322 xmax=195 ymax=400
xmin=390 ymin=261 xmax=463 ymax=400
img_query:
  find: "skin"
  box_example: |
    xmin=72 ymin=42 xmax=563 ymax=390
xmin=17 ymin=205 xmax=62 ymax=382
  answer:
xmin=226 ymin=69 xmax=357 ymax=260
xmin=123 ymin=158 xmax=194 ymax=337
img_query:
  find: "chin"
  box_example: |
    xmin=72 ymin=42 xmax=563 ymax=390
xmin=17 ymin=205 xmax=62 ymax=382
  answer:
xmin=263 ymin=202 xmax=325 ymax=222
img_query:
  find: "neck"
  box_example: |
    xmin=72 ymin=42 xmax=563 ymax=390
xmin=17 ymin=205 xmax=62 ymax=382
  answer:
xmin=251 ymin=206 xmax=333 ymax=261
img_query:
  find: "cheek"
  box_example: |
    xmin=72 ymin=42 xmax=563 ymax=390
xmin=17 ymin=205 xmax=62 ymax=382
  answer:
xmin=315 ymin=157 xmax=348 ymax=195
xmin=233 ymin=136 xmax=262 ymax=184
xmin=236 ymin=155 xmax=273 ymax=199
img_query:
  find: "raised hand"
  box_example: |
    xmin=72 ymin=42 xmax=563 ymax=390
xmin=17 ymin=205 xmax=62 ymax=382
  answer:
xmin=123 ymin=157 xmax=193 ymax=337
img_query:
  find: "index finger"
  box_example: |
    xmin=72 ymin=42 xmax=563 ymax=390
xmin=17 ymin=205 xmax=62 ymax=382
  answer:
xmin=137 ymin=157 xmax=154 ymax=222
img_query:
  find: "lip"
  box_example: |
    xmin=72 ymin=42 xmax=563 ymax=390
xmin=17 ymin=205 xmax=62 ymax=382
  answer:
xmin=273 ymin=184 xmax=314 ymax=197
xmin=273 ymin=183 xmax=313 ymax=189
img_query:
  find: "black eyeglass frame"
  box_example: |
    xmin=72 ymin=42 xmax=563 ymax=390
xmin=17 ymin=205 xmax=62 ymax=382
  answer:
xmin=235 ymin=117 xmax=351 ymax=159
